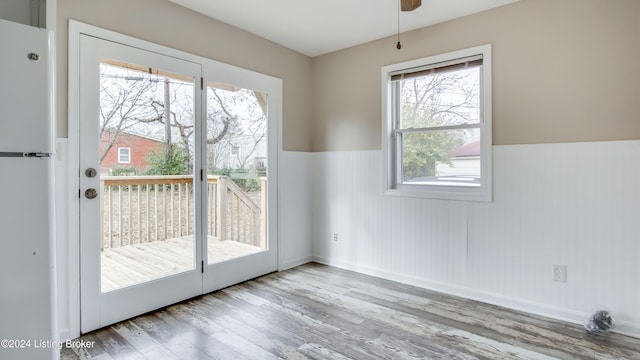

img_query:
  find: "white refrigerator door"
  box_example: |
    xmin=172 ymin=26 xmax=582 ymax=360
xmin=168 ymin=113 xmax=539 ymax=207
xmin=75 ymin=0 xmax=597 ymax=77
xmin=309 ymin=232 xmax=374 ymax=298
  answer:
xmin=0 ymin=19 xmax=57 ymax=360
xmin=0 ymin=19 xmax=53 ymax=153
xmin=0 ymin=158 xmax=57 ymax=360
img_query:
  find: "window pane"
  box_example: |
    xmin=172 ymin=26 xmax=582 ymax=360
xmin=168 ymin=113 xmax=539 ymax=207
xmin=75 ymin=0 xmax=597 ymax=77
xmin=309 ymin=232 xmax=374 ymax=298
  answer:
xmin=398 ymin=67 xmax=480 ymax=129
xmin=117 ymin=148 xmax=130 ymax=163
xmin=98 ymin=60 xmax=196 ymax=292
xmin=401 ymin=128 xmax=480 ymax=187
xmin=206 ymin=81 xmax=268 ymax=265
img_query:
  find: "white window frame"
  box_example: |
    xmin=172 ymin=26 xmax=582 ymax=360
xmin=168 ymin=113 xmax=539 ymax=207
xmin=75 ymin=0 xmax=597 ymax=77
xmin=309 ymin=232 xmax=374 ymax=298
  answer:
xmin=381 ymin=44 xmax=492 ymax=202
xmin=117 ymin=147 xmax=131 ymax=164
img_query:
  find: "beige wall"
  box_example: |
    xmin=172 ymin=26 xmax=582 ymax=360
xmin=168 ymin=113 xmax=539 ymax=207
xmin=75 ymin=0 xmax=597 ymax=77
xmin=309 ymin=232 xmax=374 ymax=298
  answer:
xmin=312 ymin=0 xmax=640 ymax=151
xmin=56 ymin=0 xmax=313 ymax=151
xmin=0 ymin=0 xmax=31 ymax=26
xmin=55 ymin=0 xmax=640 ymax=152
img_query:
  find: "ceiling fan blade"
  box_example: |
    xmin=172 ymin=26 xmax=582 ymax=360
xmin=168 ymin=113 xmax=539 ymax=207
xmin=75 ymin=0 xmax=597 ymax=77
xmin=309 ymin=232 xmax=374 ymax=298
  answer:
xmin=401 ymin=0 xmax=422 ymax=11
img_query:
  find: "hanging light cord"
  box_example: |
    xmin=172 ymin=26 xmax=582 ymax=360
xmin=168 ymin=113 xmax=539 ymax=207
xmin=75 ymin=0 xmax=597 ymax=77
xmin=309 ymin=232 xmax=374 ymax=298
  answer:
xmin=396 ymin=1 xmax=402 ymax=49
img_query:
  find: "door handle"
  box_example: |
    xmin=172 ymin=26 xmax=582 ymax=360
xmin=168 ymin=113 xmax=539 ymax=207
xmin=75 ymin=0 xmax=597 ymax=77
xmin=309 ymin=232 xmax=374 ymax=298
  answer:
xmin=85 ymin=188 xmax=98 ymax=199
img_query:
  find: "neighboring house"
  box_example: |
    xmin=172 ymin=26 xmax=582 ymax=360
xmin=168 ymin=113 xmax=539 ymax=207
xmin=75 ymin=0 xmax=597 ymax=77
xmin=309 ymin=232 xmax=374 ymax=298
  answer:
xmin=212 ymin=133 xmax=268 ymax=176
xmin=100 ymin=131 xmax=164 ymax=174
xmin=436 ymin=140 xmax=480 ymax=178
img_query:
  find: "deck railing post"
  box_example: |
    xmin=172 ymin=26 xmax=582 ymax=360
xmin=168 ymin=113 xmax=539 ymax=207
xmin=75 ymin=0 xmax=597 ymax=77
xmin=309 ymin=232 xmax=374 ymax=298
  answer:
xmin=100 ymin=179 xmax=105 ymax=251
xmin=217 ymin=176 xmax=228 ymax=241
xmin=260 ymin=177 xmax=267 ymax=248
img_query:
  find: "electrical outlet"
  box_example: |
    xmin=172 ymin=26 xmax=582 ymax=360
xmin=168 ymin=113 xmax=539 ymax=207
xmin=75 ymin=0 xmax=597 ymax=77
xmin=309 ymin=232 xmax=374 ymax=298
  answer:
xmin=553 ymin=265 xmax=567 ymax=282
xmin=333 ymin=233 xmax=338 ymax=242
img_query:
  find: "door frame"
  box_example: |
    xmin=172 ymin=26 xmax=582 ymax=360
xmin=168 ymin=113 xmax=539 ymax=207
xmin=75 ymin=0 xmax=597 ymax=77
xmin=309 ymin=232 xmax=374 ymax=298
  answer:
xmin=67 ymin=20 xmax=281 ymax=336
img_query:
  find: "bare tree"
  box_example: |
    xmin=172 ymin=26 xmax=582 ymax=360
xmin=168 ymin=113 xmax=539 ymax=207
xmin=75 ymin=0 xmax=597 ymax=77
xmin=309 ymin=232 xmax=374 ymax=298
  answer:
xmin=399 ymin=69 xmax=480 ymax=178
xmin=137 ymin=81 xmax=195 ymax=172
xmin=206 ymin=87 xmax=266 ymax=172
xmin=100 ymin=64 xmax=197 ymax=173
xmin=99 ymin=64 xmax=267 ymax=175
xmin=99 ymin=65 xmax=159 ymax=162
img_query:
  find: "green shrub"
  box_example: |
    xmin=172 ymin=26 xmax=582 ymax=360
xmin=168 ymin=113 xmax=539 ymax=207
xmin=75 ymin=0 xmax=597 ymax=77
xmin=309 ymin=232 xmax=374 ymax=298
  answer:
xmin=111 ymin=166 xmax=136 ymax=176
xmin=145 ymin=145 xmax=189 ymax=175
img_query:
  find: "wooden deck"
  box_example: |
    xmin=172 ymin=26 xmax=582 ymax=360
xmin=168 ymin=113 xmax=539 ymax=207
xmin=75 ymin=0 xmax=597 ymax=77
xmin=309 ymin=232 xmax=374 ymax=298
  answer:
xmin=101 ymin=237 xmax=263 ymax=292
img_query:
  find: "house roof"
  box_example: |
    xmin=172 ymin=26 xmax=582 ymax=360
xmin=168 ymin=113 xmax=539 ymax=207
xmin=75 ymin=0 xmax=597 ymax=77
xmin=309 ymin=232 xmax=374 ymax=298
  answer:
xmin=451 ymin=141 xmax=480 ymax=157
xmin=101 ymin=129 xmax=165 ymax=144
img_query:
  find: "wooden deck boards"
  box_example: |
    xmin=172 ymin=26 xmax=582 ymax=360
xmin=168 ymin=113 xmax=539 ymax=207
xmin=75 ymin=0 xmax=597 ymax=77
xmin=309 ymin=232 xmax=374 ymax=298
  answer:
xmin=101 ymin=237 xmax=262 ymax=292
xmin=63 ymin=263 xmax=640 ymax=359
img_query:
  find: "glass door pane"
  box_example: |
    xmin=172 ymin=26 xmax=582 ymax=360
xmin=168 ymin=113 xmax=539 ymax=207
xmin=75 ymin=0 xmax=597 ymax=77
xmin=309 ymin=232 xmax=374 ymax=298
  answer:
xmin=98 ymin=59 xmax=196 ymax=292
xmin=205 ymin=81 xmax=268 ymax=264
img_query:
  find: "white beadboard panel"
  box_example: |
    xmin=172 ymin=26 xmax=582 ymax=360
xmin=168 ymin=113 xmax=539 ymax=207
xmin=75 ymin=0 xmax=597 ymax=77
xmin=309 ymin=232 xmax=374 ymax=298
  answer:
xmin=468 ymin=141 xmax=640 ymax=336
xmin=55 ymin=138 xmax=74 ymax=341
xmin=313 ymin=150 xmax=468 ymax=283
xmin=278 ymin=151 xmax=313 ymax=270
xmin=311 ymin=141 xmax=640 ymax=338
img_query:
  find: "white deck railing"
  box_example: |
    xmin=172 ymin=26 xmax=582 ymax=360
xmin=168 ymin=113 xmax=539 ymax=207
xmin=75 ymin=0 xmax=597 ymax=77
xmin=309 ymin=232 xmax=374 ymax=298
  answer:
xmin=100 ymin=175 xmax=266 ymax=250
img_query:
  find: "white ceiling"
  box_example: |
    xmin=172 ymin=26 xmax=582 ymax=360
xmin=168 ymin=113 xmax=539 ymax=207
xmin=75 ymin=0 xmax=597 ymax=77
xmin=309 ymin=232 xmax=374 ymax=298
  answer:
xmin=168 ymin=0 xmax=519 ymax=57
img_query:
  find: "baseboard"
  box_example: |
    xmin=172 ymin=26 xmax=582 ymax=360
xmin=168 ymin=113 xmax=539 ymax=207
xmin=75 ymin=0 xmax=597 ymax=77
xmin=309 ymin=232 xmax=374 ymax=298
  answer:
xmin=279 ymin=256 xmax=314 ymax=271
xmin=312 ymin=256 xmax=640 ymax=339
xmin=613 ymin=321 xmax=640 ymax=339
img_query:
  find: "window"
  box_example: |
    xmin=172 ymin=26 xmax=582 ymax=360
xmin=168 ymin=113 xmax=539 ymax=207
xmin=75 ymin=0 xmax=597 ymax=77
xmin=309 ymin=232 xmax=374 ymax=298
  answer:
xmin=382 ymin=44 xmax=492 ymax=202
xmin=117 ymin=147 xmax=131 ymax=164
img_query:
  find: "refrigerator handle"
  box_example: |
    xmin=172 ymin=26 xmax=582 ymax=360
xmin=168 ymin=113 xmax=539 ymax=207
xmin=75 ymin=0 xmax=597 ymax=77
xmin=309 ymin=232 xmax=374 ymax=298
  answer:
xmin=0 ymin=152 xmax=53 ymax=158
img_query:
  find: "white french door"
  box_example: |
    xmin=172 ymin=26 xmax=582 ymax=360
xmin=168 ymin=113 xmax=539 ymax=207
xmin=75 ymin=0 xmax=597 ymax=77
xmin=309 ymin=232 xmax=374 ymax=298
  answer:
xmin=79 ymin=34 xmax=203 ymax=333
xmin=76 ymin=27 xmax=280 ymax=333
xmin=201 ymin=63 xmax=280 ymax=293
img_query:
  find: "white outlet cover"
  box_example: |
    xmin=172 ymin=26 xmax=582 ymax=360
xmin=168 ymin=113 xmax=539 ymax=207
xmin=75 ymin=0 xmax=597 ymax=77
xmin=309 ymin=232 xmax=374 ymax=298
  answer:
xmin=553 ymin=265 xmax=567 ymax=282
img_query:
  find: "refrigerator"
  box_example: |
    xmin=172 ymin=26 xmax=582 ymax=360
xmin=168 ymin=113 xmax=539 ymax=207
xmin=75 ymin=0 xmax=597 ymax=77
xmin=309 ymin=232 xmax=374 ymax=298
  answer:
xmin=0 ymin=19 xmax=58 ymax=360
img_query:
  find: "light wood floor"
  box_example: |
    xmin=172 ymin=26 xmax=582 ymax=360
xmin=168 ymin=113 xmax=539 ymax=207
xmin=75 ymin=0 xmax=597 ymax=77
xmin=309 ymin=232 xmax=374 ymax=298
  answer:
xmin=62 ymin=263 xmax=640 ymax=359
xmin=101 ymin=237 xmax=263 ymax=292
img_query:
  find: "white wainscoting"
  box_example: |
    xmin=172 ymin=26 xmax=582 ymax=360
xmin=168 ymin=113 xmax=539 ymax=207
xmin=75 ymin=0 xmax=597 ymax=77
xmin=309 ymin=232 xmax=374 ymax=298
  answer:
xmin=310 ymin=141 xmax=640 ymax=338
xmin=278 ymin=151 xmax=314 ymax=269
xmin=55 ymin=138 xmax=76 ymax=341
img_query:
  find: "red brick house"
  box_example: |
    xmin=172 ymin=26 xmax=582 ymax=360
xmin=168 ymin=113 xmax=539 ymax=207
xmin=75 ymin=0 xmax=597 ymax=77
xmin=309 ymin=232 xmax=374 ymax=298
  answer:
xmin=100 ymin=131 xmax=164 ymax=174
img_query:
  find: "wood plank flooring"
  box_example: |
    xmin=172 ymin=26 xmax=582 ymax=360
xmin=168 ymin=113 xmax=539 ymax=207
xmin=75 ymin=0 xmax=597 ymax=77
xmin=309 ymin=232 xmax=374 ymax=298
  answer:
xmin=102 ymin=237 xmax=263 ymax=292
xmin=62 ymin=263 xmax=640 ymax=359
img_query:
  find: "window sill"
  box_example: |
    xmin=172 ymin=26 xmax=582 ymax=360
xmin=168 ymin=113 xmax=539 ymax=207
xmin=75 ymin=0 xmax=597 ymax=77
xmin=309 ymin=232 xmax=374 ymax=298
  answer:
xmin=383 ymin=186 xmax=492 ymax=203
